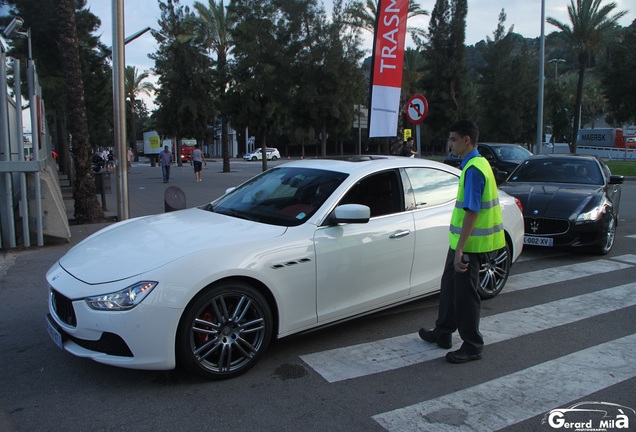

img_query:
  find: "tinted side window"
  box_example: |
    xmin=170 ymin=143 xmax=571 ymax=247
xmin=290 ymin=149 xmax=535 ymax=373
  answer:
xmin=404 ymin=168 xmax=459 ymax=209
xmin=340 ymin=171 xmax=402 ymax=217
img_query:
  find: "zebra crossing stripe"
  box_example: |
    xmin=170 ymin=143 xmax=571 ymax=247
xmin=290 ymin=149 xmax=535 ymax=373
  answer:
xmin=611 ymin=254 xmax=636 ymax=264
xmin=300 ymin=282 xmax=636 ymax=383
xmin=372 ymin=333 xmax=636 ymax=431
xmin=504 ymin=259 xmax=631 ymax=293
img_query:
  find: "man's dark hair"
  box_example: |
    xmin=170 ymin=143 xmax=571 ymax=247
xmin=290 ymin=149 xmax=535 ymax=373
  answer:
xmin=449 ymin=120 xmax=479 ymax=145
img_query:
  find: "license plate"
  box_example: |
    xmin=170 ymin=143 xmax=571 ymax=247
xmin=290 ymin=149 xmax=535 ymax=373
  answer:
xmin=46 ymin=316 xmax=64 ymax=350
xmin=524 ymin=236 xmax=554 ymax=247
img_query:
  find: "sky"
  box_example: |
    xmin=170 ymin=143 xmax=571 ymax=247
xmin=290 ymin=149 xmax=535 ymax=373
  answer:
xmin=87 ymin=0 xmax=635 ymax=78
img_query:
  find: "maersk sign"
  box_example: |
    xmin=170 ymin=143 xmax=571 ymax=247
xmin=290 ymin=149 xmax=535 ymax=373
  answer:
xmin=577 ymin=128 xmax=616 ymax=147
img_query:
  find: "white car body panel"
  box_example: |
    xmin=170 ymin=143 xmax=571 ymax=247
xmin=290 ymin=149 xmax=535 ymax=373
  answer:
xmin=46 ymin=156 xmax=524 ymax=372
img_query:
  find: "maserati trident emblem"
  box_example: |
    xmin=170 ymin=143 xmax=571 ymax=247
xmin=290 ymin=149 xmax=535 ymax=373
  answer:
xmin=530 ymin=220 xmax=539 ymax=233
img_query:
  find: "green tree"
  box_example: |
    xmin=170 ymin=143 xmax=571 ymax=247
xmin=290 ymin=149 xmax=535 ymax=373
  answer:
xmin=3 ymin=0 xmax=113 ymax=187
xmin=124 ymin=66 xmax=154 ymax=161
xmin=227 ymin=0 xmax=300 ymax=170
xmin=342 ymin=0 xmax=429 ymax=44
xmin=547 ymin=0 xmax=627 ymax=152
xmin=56 ymin=0 xmax=103 ymax=222
xmin=421 ymin=0 xmax=468 ymax=151
xmin=150 ymin=0 xmax=216 ymax=166
xmin=192 ymin=0 xmax=235 ymax=172
xmin=601 ymin=20 xmax=636 ymax=125
xmin=476 ymin=9 xmax=536 ymax=143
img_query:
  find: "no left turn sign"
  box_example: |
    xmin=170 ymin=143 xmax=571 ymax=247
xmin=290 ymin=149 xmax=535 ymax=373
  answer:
xmin=405 ymin=94 xmax=428 ymax=124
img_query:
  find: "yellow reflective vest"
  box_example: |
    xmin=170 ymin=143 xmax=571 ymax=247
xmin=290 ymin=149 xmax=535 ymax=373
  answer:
xmin=449 ymin=156 xmax=505 ymax=253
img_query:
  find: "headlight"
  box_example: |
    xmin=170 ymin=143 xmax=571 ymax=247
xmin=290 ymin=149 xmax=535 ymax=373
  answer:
xmin=576 ymin=200 xmax=607 ymax=223
xmin=85 ymin=281 xmax=158 ymax=311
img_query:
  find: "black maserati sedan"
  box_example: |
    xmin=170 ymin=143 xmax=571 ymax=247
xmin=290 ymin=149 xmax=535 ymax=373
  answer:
xmin=444 ymin=143 xmax=532 ymax=184
xmin=499 ymin=154 xmax=623 ymax=255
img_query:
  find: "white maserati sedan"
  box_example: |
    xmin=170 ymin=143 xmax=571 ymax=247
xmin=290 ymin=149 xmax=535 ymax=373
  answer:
xmin=46 ymin=156 xmax=524 ymax=380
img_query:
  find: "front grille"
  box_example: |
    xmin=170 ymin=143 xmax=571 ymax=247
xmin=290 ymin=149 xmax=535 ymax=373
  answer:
xmin=50 ymin=288 xmax=77 ymax=327
xmin=525 ymin=217 xmax=569 ymax=235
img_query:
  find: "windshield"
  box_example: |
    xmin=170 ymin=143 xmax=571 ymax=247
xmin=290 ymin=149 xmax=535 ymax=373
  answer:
xmin=508 ymin=159 xmax=603 ymax=185
xmin=492 ymin=145 xmax=532 ymax=161
xmin=209 ymin=167 xmax=348 ymax=226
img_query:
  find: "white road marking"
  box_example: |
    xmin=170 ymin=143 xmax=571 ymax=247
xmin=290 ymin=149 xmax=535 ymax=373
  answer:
xmin=610 ymin=254 xmax=636 ymax=264
xmin=504 ymin=259 xmax=631 ymax=293
xmin=300 ymin=283 xmax=636 ymax=383
xmin=373 ymin=333 xmax=636 ymax=432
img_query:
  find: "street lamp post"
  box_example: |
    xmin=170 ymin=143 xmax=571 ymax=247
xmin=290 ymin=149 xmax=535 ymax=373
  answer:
xmin=536 ymin=0 xmax=546 ymax=155
xmin=549 ymin=58 xmax=565 ymax=79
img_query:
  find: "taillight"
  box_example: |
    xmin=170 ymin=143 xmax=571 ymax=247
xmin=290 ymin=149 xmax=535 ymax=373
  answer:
xmin=514 ymin=197 xmax=523 ymax=213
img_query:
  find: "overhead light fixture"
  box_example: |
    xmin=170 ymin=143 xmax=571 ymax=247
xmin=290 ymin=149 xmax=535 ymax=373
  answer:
xmin=3 ymin=16 xmax=25 ymax=39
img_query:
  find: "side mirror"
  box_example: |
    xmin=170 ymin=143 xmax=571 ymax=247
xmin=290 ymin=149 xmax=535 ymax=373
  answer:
xmin=609 ymin=175 xmax=624 ymax=185
xmin=326 ymin=204 xmax=370 ymax=225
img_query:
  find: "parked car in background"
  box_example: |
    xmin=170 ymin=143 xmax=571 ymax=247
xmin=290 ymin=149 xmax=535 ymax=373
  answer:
xmin=46 ymin=156 xmax=524 ymax=381
xmin=243 ymin=147 xmax=281 ymax=161
xmin=499 ymin=154 xmax=623 ymax=255
xmin=444 ymin=143 xmax=532 ymax=184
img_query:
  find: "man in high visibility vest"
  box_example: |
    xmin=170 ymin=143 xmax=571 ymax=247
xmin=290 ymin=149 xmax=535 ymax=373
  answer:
xmin=419 ymin=120 xmax=505 ymax=364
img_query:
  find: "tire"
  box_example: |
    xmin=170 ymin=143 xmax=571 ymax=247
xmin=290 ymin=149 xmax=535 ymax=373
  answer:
xmin=595 ymin=213 xmax=616 ymax=255
xmin=271 ymin=156 xmax=278 ymax=161
xmin=251 ymin=156 xmax=257 ymax=161
xmin=176 ymin=281 xmax=273 ymax=380
xmin=477 ymin=243 xmax=511 ymax=299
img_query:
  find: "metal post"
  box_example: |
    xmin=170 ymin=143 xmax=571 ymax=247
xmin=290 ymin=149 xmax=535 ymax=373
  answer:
xmin=113 ymin=0 xmax=129 ymax=220
xmin=14 ymin=59 xmax=30 ymax=247
xmin=536 ymin=0 xmax=546 ymax=155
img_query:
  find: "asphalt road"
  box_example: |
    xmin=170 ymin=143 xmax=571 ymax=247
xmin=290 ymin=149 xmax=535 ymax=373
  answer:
xmin=1 ymin=160 xmax=635 ymax=432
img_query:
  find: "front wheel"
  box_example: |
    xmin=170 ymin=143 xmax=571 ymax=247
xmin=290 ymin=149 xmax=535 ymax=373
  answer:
xmin=251 ymin=156 xmax=257 ymax=161
xmin=176 ymin=281 xmax=273 ymax=380
xmin=594 ymin=213 xmax=616 ymax=255
xmin=478 ymin=243 xmax=511 ymax=299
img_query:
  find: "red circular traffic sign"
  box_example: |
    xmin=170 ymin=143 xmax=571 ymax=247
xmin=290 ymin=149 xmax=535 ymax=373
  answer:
xmin=405 ymin=94 xmax=428 ymax=124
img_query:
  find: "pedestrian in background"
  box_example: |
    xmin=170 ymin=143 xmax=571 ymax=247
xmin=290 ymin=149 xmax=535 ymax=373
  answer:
xmin=399 ymin=137 xmax=417 ymax=157
xmin=159 ymin=145 xmax=173 ymax=183
xmin=192 ymin=144 xmax=206 ymax=182
xmin=419 ymin=119 xmax=505 ymax=364
xmin=127 ymin=148 xmax=133 ymax=172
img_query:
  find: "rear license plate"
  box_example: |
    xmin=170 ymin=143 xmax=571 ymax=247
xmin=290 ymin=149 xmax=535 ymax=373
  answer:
xmin=524 ymin=236 xmax=554 ymax=247
xmin=46 ymin=316 xmax=64 ymax=350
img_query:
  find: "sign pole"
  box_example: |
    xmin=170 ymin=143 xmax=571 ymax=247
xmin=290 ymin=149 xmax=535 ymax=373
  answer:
xmin=416 ymin=124 xmax=421 ymax=157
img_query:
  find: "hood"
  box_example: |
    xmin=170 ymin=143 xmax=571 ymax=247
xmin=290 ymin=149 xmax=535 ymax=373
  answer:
xmin=59 ymin=208 xmax=286 ymax=284
xmin=499 ymin=183 xmax=601 ymax=219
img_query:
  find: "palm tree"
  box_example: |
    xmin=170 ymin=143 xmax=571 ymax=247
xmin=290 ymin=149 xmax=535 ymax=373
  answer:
xmin=193 ymin=0 xmax=234 ymax=173
xmin=57 ymin=0 xmax=104 ymax=223
xmin=343 ymin=0 xmax=429 ymax=44
xmin=124 ymin=66 xmax=154 ymax=163
xmin=547 ymin=0 xmax=626 ymax=152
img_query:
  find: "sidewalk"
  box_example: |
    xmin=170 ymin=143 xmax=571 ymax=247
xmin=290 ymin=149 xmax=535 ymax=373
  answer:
xmin=55 ymin=158 xmax=273 ymax=247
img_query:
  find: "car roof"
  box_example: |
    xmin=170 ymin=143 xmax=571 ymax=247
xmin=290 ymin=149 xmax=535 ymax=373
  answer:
xmin=276 ymin=156 xmax=460 ymax=177
xmin=524 ymin=154 xmax=599 ymax=162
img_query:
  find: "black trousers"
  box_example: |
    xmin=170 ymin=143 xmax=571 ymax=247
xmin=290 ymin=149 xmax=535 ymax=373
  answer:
xmin=435 ymin=248 xmax=484 ymax=354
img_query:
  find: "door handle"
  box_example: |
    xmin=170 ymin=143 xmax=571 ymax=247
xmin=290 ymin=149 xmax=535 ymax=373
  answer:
xmin=390 ymin=230 xmax=411 ymax=239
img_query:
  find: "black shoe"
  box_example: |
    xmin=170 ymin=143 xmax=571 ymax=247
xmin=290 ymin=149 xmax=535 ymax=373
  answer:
xmin=445 ymin=349 xmax=482 ymax=364
xmin=418 ymin=328 xmax=452 ymax=349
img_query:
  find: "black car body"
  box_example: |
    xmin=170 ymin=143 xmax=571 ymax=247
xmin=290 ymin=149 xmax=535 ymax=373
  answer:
xmin=444 ymin=143 xmax=532 ymax=184
xmin=499 ymin=154 xmax=623 ymax=254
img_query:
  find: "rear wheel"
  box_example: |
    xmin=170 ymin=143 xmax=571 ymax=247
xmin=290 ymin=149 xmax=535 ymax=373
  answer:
xmin=478 ymin=243 xmax=511 ymax=299
xmin=177 ymin=281 xmax=273 ymax=380
xmin=271 ymin=155 xmax=278 ymax=161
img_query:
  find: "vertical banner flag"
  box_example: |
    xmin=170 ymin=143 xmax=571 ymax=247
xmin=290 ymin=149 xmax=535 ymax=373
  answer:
xmin=368 ymin=0 xmax=409 ymax=138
